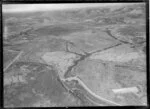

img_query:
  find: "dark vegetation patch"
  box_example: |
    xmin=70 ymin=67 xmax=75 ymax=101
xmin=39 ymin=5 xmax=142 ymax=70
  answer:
xmin=117 ymin=25 xmax=145 ymax=37
xmin=34 ymin=24 xmax=85 ymax=36
xmin=127 ymin=13 xmax=145 ymax=19
xmin=33 ymin=69 xmax=67 ymax=104
xmin=99 ymin=17 xmax=125 ymax=25
xmin=131 ymin=37 xmax=145 ymax=44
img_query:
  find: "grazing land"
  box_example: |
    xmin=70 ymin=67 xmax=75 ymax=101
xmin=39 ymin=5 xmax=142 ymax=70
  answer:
xmin=3 ymin=3 xmax=146 ymax=107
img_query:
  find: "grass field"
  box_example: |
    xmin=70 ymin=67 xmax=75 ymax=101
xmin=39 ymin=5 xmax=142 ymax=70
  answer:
xmin=3 ymin=3 xmax=146 ymax=106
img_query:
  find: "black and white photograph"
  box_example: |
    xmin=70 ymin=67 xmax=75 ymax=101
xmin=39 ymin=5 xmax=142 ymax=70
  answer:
xmin=2 ymin=3 xmax=147 ymax=107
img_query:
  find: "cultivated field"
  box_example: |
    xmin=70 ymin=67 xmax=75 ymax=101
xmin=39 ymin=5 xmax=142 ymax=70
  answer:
xmin=3 ymin=3 xmax=146 ymax=107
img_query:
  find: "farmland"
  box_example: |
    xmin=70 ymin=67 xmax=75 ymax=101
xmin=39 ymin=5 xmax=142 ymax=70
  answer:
xmin=3 ymin=3 xmax=146 ymax=107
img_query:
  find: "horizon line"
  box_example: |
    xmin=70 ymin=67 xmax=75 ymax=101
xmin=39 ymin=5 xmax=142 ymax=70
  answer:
xmin=2 ymin=3 xmax=142 ymax=13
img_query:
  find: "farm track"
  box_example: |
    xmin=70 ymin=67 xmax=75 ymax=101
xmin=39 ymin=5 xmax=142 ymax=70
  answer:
xmin=4 ymin=51 xmax=24 ymax=72
xmin=4 ymin=49 xmax=20 ymax=53
xmin=60 ymin=76 xmax=121 ymax=106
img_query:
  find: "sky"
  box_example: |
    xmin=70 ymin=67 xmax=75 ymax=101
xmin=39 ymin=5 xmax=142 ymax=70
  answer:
xmin=2 ymin=3 xmax=127 ymax=13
